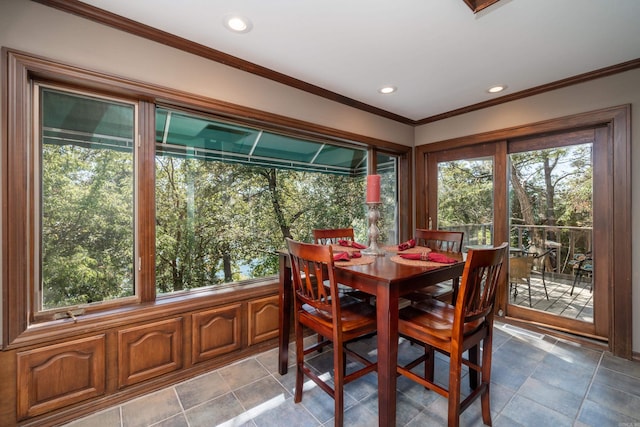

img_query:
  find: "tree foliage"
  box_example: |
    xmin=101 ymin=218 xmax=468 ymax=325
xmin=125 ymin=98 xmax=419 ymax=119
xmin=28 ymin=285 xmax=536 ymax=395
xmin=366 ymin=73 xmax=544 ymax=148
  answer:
xmin=42 ymin=144 xmax=134 ymax=309
xmin=436 ymin=144 xmax=593 ymax=259
xmin=44 ymin=146 xmax=379 ymax=306
xmin=154 ymin=157 xmax=371 ymax=294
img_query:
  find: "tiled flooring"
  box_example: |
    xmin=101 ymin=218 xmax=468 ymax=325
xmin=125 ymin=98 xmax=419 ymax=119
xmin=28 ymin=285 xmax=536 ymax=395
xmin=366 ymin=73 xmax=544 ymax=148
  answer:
xmin=65 ymin=323 xmax=640 ymax=427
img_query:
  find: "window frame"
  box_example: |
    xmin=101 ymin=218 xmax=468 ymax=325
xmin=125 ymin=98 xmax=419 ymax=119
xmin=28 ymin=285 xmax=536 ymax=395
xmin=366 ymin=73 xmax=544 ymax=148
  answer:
xmin=1 ymin=49 xmax=412 ymax=347
xmin=33 ymin=83 xmax=141 ymax=320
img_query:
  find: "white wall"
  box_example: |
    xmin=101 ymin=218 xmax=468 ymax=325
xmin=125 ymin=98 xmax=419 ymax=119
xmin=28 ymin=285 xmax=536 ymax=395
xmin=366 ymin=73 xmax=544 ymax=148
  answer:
xmin=415 ymin=69 xmax=640 ymax=353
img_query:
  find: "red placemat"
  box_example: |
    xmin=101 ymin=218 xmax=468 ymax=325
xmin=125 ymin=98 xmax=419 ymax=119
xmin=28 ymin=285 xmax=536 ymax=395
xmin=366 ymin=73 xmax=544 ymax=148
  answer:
xmin=390 ymin=254 xmax=450 ymax=267
xmin=334 ymin=255 xmax=376 ymax=266
xmin=382 ymin=245 xmax=432 ymax=254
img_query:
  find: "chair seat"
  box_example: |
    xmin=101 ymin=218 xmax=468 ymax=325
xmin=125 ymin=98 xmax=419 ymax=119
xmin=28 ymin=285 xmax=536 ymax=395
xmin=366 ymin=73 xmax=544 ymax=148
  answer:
xmin=399 ymin=300 xmax=484 ymax=344
xmin=300 ymin=301 xmax=376 ymax=337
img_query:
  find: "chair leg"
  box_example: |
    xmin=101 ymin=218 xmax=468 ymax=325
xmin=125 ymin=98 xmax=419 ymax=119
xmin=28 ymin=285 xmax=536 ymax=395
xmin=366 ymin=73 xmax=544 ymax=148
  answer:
xmin=526 ymin=278 xmax=532 ymax=307
xmin=317 ymin=334 xmax=326 ymax=352
xmin=570 ymin=271 xmax=581 ymax=296
xmin=333 ymin=342 xmax=345 ymax=427
xmin=294 ymin=324 xmax=304 ymax=403
xmin=480 ymin=332 xmax=493 ymax=426
xmin=468 ymin=345 xmax=479 ymax=390
xmin=447 ymin=352 xmax=462 ymax=427
xmin=424 ymin=344 xmax=435 ymax=382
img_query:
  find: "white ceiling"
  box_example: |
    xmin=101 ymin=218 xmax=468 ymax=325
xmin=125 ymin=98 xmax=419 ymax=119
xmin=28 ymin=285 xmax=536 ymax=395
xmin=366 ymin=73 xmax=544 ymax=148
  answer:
xmin=77 ymin=0 xmax=640 ymax=123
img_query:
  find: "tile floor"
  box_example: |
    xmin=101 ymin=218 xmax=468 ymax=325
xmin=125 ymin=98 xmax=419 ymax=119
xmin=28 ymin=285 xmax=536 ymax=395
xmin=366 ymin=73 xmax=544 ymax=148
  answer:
xmin=64 ymin=323 xmax=640 ymax=427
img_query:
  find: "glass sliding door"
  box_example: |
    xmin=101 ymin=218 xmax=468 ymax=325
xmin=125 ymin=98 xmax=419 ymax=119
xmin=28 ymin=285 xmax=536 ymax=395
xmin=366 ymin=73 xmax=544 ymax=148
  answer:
xmin=417 ymin=108 xmax=632 ymax=354
xmin=507 ymin=130 xmax=600 ymax=333
xmin=436 ymin=157 xmax=494 ymax=250
xmin=424 ymin=144 xmax=500 ymax=253
xmin=422 ymin=130 xmax=604 ymax=338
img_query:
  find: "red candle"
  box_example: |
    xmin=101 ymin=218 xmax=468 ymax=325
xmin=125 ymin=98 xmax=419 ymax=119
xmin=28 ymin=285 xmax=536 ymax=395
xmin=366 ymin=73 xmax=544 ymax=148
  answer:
xmin=366 ymin=174 xmax=381 ymax=203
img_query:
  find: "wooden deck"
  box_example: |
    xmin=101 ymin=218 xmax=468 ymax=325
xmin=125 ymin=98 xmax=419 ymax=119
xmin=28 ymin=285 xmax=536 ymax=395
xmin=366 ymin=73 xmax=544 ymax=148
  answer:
xmin=509 ymin=271 xmax=593 ymax=322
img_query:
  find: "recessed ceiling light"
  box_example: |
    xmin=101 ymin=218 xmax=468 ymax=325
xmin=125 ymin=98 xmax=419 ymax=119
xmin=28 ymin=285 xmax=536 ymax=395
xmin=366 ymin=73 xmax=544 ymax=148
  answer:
xmin=223 ymin=14 xmax=252 ymax=33
xmin=378 ymin=86 xmax=397 ymax=94
xmin=487 ymin=85 xmax=507 ymax=94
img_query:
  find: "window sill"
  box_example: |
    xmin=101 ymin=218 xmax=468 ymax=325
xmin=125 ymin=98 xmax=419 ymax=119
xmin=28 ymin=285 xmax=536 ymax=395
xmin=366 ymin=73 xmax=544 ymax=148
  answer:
xmin=6 ymin=277 xmax=279 ymax=350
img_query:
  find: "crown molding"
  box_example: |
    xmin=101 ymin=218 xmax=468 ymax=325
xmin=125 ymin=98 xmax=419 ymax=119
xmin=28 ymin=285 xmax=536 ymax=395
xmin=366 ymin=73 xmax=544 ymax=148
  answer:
xmin=32 ymin=0 xmax=640 ymax=127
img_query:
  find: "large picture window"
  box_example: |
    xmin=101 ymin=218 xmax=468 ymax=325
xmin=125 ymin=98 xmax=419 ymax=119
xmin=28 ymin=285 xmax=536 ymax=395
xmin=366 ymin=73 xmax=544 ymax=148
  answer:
xmin=154 ymin=108 xmax=398 ymax=294
xmin=33 ymin=94 xmax=401 ymax=308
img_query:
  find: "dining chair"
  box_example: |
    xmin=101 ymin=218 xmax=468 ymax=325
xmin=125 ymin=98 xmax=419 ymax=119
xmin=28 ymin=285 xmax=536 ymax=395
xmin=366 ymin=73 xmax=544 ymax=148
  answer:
xmin=286 ymin=238 xmax=377 ymax=427
xmin=312 ymin=228 xmax=374 ymax=303
xmin=312 ymin=227 xmax=356 ymax=245
xmin=397 ymin=242 xmax=508 ymax=427
xmin=403 ymin=229 xmax=465 ymax=304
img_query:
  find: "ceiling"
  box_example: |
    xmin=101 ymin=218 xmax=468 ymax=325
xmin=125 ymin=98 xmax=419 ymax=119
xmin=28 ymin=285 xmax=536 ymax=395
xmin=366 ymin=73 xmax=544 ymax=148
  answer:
xmin=66 ymin=0 xmax=640 ymax=124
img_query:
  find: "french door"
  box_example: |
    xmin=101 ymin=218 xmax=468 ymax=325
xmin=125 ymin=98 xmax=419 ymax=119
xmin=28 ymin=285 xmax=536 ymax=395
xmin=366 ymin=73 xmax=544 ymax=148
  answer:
xmin=425 ymin=144 xmax=499 ymax=250
xmin=506 ymin=129 xmax=607 ymax=338
xmin=416 ymin=107 xmax=631 ymax=355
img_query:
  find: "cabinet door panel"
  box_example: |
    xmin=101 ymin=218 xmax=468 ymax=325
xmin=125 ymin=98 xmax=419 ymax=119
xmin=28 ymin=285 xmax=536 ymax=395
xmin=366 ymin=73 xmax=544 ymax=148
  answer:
xmin=248 ymin=296 xmax=279 ymax=345
xmin=118 ymin=318 xmax=183 ymax=388
xmin=17 ymin=335 xmax=106 ymax=419
xmin=192 ymin=304 xmax=242 ymax=364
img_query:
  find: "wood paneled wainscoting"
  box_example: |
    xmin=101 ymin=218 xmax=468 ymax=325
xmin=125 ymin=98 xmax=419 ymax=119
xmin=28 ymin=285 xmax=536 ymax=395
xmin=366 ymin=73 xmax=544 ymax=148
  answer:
xmin=0 ymin=282 xmax=280 ymax=427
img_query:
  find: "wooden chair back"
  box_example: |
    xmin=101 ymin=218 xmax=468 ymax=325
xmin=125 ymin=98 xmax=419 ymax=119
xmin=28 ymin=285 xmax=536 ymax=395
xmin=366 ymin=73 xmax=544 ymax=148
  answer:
xmin=456 ymin=242 xmax=509 ymax=327
xmin=415 ymin=229 xmax=464 ymax=253
xmin=312 ymin=228 xmax=355 ymax=245
xmin=287 ymin=238 xmax=340 ymax=324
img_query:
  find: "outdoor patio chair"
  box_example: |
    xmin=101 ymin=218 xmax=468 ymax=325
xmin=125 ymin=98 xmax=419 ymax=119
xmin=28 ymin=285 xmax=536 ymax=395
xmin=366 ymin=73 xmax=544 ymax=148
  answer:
xmin=509 ymin=252 xmax=549 ymax=307
xmin=570 ymin=252 xmax=593 ymax=295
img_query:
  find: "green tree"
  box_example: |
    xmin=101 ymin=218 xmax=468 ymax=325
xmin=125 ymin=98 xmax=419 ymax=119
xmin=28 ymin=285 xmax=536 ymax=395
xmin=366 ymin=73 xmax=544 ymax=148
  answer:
xmin=42 ymin=144 xmax=134 ymax=308
xmin=155 ymin=159 xmax=369 ymax=293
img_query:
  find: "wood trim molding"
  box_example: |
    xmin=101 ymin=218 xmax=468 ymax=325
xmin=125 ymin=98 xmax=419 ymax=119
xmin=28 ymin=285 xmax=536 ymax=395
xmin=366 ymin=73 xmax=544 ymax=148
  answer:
xmin=462 ymin=0 xmax=501 ymax=13
xmin=415 ymin=58 xmax=640 ymax=125
xmin=32 ymin=0 xmax=640 ymax=126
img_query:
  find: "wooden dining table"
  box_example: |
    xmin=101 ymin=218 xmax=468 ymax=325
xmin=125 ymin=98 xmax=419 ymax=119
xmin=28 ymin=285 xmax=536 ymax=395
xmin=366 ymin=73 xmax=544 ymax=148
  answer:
xmin=277 ymin=248 xmax=465 ymax=427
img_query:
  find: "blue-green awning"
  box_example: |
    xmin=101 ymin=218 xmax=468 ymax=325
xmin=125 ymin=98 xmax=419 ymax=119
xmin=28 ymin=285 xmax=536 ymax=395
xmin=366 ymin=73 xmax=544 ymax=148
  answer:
xmin=155 ymin=108 xmax=369 ymax=175
xmin=40 ymin=91 xmax=396 ymax=176
xmin=41 ymin=88 xmax=135 ymax=151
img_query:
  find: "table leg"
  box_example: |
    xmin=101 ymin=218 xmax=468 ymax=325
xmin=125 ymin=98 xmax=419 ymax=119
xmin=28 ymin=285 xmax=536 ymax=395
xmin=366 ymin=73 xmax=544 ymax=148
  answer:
xmin=376 ymin=286 xmax=399 ymax=427
xmin=278 ymin=253 xmax=292 ymax=375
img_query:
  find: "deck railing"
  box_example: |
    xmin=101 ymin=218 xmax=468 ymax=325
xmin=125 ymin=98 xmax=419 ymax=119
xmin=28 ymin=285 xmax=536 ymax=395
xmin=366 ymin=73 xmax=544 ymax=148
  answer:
xmin=441 ymin=223 xmax=592 ymax=275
